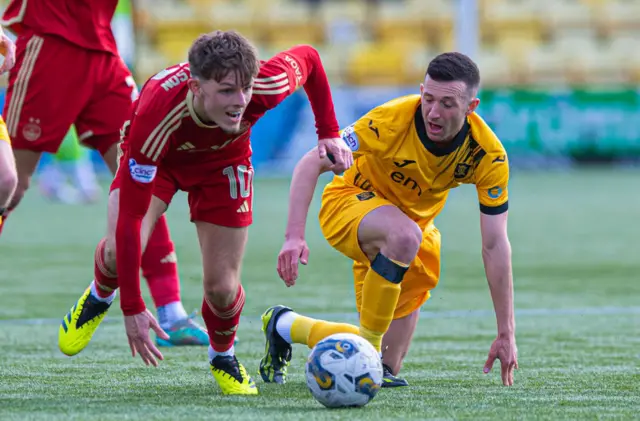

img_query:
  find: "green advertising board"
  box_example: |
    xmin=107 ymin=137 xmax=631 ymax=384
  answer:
xmin=478 ymin=88 xmax=640 ymax=160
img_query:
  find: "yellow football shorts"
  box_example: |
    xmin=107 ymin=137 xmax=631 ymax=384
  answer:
xmin=0 ymin=116 xmax=10 ymax=145
xmin=319 ymin=181 xmax=442 ymax=320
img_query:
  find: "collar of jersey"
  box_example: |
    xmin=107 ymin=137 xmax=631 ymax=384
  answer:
xmin=186 ymin=90 xmax=219 ymax=129
xmin=415 ymin=104 xmax=469 ymax=157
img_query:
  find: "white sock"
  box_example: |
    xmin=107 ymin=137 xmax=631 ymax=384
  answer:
xmin=157 ymin=301 xmax=188 ymax=330
xmin=89 ymin=280 xmax=116 ymax=304
xmin=275 ymin=311 xmax=297 ymax=344
xmin=209 ymin=345 xmax=235 ymax=361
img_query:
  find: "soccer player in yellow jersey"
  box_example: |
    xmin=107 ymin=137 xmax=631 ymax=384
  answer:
xmin=0 ymin=26 xmax=17 ymax=230
xmin=259 ymin=52 xmax=518 ymax=387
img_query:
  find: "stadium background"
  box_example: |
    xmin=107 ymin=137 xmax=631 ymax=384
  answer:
xmin=1 ymin=0 xmax=639 ymax=173
xmin=1 ymin=1 xmax=639 ymax=420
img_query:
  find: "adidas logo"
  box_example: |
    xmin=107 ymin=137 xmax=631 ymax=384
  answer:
xmin=236 ymin=200 xmax=250 ymax=213
xmin=177 ymin=142 xmax=195 ymax=151
xmin=214 ymin=325 xmax=238 ymax=336
xmin=160 ymin=251 xmax=178 ymax=264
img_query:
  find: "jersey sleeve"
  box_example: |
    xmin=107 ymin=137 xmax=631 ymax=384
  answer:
xmin=474 ymin=151 xmax=510 ymax=215
xmin=115 ymin=91 xmax=175 ymax=316
xmin=245 ymin=45 xmax=340 ymax=139
xmin=340 ymin=105 xmax=394 ymax=160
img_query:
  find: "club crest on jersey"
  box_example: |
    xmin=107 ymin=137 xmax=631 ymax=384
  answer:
xmin=356 ymin=191 xmax=375 ymax=201
xmin=454 ymin=163 xmax=471 ymax=179
xmin=341 ymin=125 xmax=359 ymax=151
xmin=128 ymin=159 xmax=157 ymax=183
xmin=488 ymin=186 xmax=503 ymax=199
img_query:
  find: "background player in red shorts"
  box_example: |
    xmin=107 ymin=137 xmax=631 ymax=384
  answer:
xmin=0 ymin=0 xmax=209 ymax=347
xmin=0 ymin=25 xmax=16 ymax=230
xmin=59 ymin=30 xmax=353 ymax=395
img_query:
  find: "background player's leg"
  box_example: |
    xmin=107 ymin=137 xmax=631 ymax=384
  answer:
xmin=0 ymin=149 xmax=42 ymax=236
xmin=39 ymin=126 xmax=100 ymax=203
xmin=356 ymin=205 xmax=422 ymax=352
xmin=142 ymin=216 xmax=208 ymax=347
xmin=0 ymin=140 xmax=17 ymax=232
xmin=195 ymin=221 xmax=256 ymax=394
xmin=1 ymin=33 xmax=90 ymax=236
xmin=10 ymin=149 xmax=43 ymax=208
xmin=0 ymin=140 xmax=17 ymax=210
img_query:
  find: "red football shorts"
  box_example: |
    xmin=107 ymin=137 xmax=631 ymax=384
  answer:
xmin=3 ymin=30 xmax=136 ymax=155
xmin=111 ymin=151 xmax=254 ymax=228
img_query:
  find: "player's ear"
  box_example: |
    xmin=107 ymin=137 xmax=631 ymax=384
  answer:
xmin=187 ymin=78 xmax=201 ymax=96
xmin=467 ymin=98 xmax=480 ymax=115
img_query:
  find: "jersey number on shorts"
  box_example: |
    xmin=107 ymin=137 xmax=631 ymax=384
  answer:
xmin=223 ymin=165 xmax=253 ymax=199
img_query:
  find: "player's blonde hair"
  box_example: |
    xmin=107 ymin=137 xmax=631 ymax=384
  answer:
xmin=188 ymin=30 xmax=260 ymax=87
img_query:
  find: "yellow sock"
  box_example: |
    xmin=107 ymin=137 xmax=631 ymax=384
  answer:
xmin=358 ymin=258 xmax=407 ymax=352
xmin=291 ymin=315 xmax=360 ymax=348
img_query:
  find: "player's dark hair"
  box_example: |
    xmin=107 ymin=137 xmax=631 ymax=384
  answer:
xmin=426 ymin=52 xmax=480 ymax=93
xmin=188 ymin=30 xmax=259 ymax=86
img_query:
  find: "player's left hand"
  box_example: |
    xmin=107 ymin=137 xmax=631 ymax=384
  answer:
xmin=483 ymin=334 xmax=518 ymax=386
xmin=0 ymin=33 xmax=16 ymax=74
xmin=277 ymin=237 xmax=309 ymax=287
xmin=318 ymin=137 xmax=353 ymax=174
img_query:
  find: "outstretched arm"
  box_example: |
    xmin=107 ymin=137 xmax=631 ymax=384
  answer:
xmin=277 ymin=147 xmax=334 ymax=285
xmin=247 ymin=45 xmax=353 ymax=172
xmin=480 ymin=211 xmax=518 ymax=386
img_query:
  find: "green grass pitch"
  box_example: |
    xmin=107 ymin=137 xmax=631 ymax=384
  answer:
xmin=0 ymin=168 xmax=639 ymax=420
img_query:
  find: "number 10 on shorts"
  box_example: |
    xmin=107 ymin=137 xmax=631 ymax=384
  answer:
xmin=223 ymin=165 xmax=253 ymax=199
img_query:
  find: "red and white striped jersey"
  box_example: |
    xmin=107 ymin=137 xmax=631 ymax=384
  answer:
xmin=116 ymin=45 xmax=340 ymax=315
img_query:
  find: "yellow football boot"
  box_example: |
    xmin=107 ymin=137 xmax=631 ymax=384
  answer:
xmin=209 ymin=355 xmax=258 ymax=395
xmin=58 ymin=287 xmax=112 ymax=356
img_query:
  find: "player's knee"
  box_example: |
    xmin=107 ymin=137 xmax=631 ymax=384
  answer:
xmin=381 ymin=221 xmax=422 ymax=263
xmin=103 ymin=237 xmax=117 ymax=274
xmin=0 ymin=169 xmax=17 ymax=203
xmin=103 ymin=246 xmax=116 ymax=272
xmin=203 ymin=274 xmax=240 ymax=309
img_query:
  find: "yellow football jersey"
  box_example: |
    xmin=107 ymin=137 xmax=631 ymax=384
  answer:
xmin=333 ymin=94 xmax=509 ymax=227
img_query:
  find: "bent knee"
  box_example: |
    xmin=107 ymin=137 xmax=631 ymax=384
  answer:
xmin=203 ymin=275 xmax=240 ymax=308
xmin=104 ymin=242 xmax=117 ymax=268
xmin=380 ymin=222 xmax=422 ymax=263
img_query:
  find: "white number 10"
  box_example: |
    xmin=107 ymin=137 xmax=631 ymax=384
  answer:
xmin=223 ymin=165 xmax=253 ymax=199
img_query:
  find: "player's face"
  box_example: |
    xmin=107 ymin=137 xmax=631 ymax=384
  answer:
xmin=420 ymin=76 xmax=479 ymax=143
xmin=191 ymin=72 xmax=254 ymax=133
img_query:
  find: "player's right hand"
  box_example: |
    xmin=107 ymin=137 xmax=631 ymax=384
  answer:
xmin=277 ymin=237 xmax=309 ymax=287
xmin=0 ymin=33 xmax=16 ymax=74
xmin=124 ymin=310 xmax=170 ymax=367
xmin=318 ymin=137 xmax=353 ymax=174
xmin=483 ymin=334 xmax=518 ymax=386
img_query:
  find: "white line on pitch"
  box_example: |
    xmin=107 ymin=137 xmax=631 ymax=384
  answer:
xmin=1 ymin=306 xmax=639 ymax=326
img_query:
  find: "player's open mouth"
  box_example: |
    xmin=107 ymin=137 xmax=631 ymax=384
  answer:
xmin=428 ymin=122 xmax=443 ymax=133
xmin=226 ymin=111 xmax=242 ymax=122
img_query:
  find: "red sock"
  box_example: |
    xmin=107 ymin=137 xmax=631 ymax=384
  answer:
xmin=201 ymin=285 xmax=245 ymax=352
xmin=94 ymin=238 xmax=118 ymax=297
xmin=142 ymin=215 xmax=181 ymax=308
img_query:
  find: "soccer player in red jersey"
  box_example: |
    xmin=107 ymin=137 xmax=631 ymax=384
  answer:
xmin=1 ymin=0 xmax=209 ymax=347
xmin=0 ymin=25 xmax=17 ymax=230
xmin=59 ymin=30 xmax=353 ymax=395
